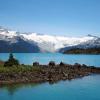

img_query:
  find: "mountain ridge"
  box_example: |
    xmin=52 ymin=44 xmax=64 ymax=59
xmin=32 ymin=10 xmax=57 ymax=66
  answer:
xmin=0 ymin=26 xmax=100 ymax=53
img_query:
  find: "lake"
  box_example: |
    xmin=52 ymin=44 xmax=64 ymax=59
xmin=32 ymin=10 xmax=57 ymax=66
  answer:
xmin=0 ymin=75 xmax=100 ymax=100
xmin=0 ymin=53 xmax=100 ymax=67
xmin=0 ymin=53 xmax=100 ymax=100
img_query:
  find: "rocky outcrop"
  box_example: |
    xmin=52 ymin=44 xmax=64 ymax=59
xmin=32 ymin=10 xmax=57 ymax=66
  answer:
xmin=0 ymin=63 xmax=100 ymax=84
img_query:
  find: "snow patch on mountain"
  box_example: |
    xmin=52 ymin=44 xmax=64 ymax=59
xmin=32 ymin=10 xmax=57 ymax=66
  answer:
xmin=0 ymin=26 xmax=99 ymax=52
xmin=20 ymin=33 xmax=95 ymax=52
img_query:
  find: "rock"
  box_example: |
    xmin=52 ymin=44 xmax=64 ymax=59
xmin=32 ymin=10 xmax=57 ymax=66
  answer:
xmin=48 ymin=61 xmax=56 ymax=66
xmin=33 ymin=62 xmax=39 ymax=66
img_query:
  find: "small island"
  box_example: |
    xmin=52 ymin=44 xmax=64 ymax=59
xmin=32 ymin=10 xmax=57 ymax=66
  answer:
xmin=0 ymin=53 xmax=100 ymax=85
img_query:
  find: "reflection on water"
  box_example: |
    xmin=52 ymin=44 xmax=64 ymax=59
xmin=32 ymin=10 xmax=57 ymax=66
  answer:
xmin=0 ymin=83 xmax=39 ymax=95
xmin=0 ymin=75 xmax=100 ymax=100
xmin=0 ymin=81 xmax=61 ymax=96
xmin=0 ymin=83 xmax=39 ymax=96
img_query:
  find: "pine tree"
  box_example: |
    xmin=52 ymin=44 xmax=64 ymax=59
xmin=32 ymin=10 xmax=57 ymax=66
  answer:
xmin=4 ymin=53 xmax=19 ymax=67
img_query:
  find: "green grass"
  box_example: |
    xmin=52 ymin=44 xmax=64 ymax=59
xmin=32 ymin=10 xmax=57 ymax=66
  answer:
xmin=0 ymin=65 xmax=42 ymax=73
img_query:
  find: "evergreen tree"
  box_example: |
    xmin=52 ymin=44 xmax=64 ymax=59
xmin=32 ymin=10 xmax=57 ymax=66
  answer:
xmin=4 ymin=53 xmax=19 ymax=67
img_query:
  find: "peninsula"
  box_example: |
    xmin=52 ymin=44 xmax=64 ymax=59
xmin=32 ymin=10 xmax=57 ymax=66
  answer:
xmin=63 ymin=48 xmax=100 ymax=54
xmin=0 ymin=54 xmax=100 ymax=85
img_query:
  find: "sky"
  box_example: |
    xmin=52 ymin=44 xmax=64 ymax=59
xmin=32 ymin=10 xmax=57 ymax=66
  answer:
xmin=0 ymin=0 xmax=100 ymax=36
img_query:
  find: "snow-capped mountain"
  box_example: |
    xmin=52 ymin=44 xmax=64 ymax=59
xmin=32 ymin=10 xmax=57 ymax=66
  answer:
xmin=0 ymin=27 xmax=40 ymax=53
xmin=59 ymin=35 xmax=100 ymax=52
xmin=0 ymin=26 xmax=100 ymax=53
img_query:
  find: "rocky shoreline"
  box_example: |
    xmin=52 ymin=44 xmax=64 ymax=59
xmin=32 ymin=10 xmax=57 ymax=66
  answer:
xmin=0 ymin=63 xmax=100 ymax=85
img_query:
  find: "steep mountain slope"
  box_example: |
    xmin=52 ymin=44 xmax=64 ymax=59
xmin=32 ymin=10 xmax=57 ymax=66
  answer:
xmin=0 ymin=27 xmax=40 ymax=53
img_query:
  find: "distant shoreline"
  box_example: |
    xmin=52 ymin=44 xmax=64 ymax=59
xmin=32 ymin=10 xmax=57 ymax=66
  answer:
xmin=63 ymin=48 xmax=100 ymax=54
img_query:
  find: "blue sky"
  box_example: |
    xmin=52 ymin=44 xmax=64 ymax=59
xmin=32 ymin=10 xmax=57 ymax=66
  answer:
xmin=0 ymin=0 xmax=100 ymax=36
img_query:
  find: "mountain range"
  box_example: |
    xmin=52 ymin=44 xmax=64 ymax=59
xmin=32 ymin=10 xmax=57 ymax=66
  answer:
xmin=0 ymin=26 xmax=100 ymax=53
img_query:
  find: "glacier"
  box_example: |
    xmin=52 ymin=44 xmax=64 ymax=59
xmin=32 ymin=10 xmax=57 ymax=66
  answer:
xmin=0 ymin=26 xmax=99 ymax=53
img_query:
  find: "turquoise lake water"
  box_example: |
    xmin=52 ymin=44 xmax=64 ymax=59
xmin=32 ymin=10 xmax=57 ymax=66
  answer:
xmin=0 ymin=75 xmax=100 ymax=100
xmin=0 ymin=53 xmax=100 ymax=100
xmin=0 ymin=53 xmax=100 ymax=67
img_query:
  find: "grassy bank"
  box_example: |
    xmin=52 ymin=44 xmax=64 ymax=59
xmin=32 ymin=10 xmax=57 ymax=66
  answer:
xmin=0 ymin=65 xmax=42 ymax=73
